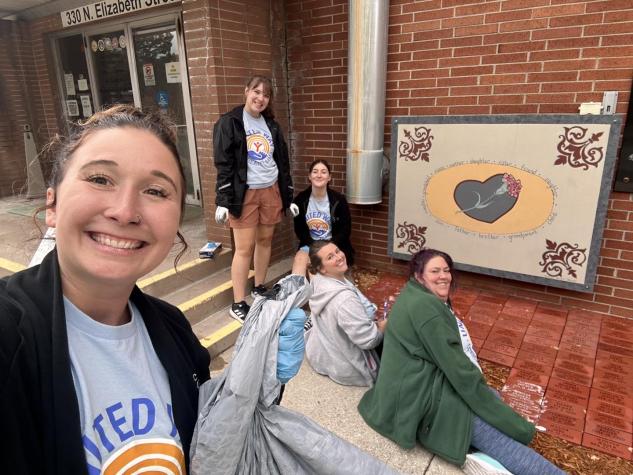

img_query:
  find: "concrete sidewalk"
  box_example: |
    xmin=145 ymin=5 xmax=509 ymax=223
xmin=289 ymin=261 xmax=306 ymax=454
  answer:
xmin=211 ymin=349 xmax=465 ymax=475
xmin=282 ymin=361 xmax=465 ymax=474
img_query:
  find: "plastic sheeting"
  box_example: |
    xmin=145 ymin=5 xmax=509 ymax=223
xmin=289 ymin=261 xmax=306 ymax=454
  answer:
xmin=190 ymin=274 xmax=398 ymax=475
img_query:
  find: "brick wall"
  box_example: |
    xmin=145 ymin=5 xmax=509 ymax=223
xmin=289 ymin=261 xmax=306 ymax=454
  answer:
xmin=285 ymin=0 xmax=633 ymax=318
xmin=183 ymin=0 xmax=294 ymax=263
xmin=0 ymin=13 xmax=82 ymax=198
xmin=0 ymin=21 xmax=31 ymax=197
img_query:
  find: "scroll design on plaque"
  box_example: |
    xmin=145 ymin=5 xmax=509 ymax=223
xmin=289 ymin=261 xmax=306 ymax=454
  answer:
xmin=396 ymin=221 xmax=427 ymax=253
xmin=555 ymin=126 xmax=604 ymax=170
xmin=539 ymin=239 xmax=587 ymax=279
xmin=399 ymin=126 xmax=433 ymax=162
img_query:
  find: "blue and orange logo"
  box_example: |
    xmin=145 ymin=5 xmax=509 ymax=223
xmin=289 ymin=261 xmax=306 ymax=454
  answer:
xmin=100 ymin=438 xmax=185 ymax=475
xmin=247 ymin=133 xmax=270 ymax=161
xmin=307 ymin=218 xmax=330 ymax=238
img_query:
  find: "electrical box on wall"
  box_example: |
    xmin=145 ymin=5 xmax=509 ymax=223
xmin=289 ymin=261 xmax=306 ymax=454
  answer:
xmin=614 ymin=86 xmax=633 ymax=192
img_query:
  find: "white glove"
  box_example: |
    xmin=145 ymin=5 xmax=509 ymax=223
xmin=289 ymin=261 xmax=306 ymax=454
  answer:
xmin=215 ymin=206 xmax=229 ymax=224
xmin=289 ymin=203 xmax=300 ymax=217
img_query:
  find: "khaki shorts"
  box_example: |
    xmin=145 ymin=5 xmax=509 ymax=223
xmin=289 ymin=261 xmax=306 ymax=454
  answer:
xmin=229 ymin=184 xmax=282 ymax=228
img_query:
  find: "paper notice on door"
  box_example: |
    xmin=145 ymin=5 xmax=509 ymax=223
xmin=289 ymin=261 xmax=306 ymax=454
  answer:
xmin=165 ymin=62 xmax=181 ymax=83
xmin=77 ymin=78 xmax=89 ymax=91
xmin=143 ymin=63 xmax=156 ymax=86
xmin=80 ymin=95 xmax=92 ymax=117
xmin=66 ymin=99 xmax=79 ymax=117
xmin=64 ymin=73 xmax=75 ymax=96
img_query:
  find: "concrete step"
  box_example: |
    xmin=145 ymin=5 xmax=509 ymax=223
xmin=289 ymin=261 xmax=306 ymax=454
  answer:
xmin=138 ymin=249 xmax=232 ymax=298
xmin=191 ymin=256 xmax=293 ymax=358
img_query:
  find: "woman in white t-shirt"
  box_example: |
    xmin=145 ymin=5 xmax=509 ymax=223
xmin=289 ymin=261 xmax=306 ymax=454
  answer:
xmin=213 ymin=76 xmax=296 ymax=322
xmin=292 ymin=159 xmax=355 ymax=275
xmin=1 ymin=105 xmax=211 ymax=473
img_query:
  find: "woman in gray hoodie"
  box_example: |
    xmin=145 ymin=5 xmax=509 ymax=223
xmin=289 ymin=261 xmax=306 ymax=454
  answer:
xmin=305 ymin=240 xmax=386 ymax=386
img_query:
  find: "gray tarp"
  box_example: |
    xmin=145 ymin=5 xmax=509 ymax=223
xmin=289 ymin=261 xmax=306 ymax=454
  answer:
xmin=190 ymin=275 xmax=399 ymax=475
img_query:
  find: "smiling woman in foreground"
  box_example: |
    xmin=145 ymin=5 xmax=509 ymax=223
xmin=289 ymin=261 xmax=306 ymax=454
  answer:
xmin=0 ymin=105 xmax=210 ymax=474
xmin=358 ymin=248 xmax=566 ymax=475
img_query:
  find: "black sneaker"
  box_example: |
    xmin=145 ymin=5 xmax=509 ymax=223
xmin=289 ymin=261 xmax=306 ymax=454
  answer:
xmin=229 ymin=301 xmax=250 ymax=322
xmin=304 ymin=314 xmax=313 ymax=332
xmin=251 ymin=284 xmax=268 ymax=298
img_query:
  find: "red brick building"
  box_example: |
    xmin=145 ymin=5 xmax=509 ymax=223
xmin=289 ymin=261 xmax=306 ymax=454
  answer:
xmin=1 ymin=0 xmax=632 ymax=317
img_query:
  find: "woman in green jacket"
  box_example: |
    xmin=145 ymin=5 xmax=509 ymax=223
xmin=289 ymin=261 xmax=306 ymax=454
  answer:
xmin=358 ymin=249 xmax=565 ymax=475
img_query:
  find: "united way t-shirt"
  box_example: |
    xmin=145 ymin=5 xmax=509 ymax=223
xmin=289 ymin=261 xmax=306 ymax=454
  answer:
xmin=448 ymin=305 xmax=482 ymax=372
xmin=64 ymin=297 xmax=183 ymax=475
xmin=243 ymin=108 xmax=278 ymax=188
xmin=306 ymin=194 xmax=332 ymax=241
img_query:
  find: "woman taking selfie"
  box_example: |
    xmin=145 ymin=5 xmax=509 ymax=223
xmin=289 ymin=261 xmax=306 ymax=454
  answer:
xmin=213 ymin=75 xmax=296 ymax=322
xmin=358 ymin=248 xmax=565 ymax=475
xmin=0 ymin=105 xmax=210 ymax=474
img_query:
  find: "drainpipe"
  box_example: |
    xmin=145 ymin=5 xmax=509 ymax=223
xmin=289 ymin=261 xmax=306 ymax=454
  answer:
xmin=346 ymin=0 xmax=389 ymax=204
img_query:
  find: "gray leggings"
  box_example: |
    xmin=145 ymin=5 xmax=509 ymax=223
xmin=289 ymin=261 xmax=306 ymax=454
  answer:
xmin=471 ymin=415 xmax=566 ymax=475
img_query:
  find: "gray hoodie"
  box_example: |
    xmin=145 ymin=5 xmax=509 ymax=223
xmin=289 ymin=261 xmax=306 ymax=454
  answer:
xmin=305 ymin=273 xmax=383 ymax=386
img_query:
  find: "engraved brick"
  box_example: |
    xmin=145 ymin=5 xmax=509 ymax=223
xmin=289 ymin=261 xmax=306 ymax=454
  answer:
xmin=523 ymin=333 xmax=560 ymax=346
xmin=551 ymin=367 xmax=593 ymax=386
xmin=514 ymin=358 xmax=552 ymax=376
xmin=477 ymin=348 xmax=515 ymax=367
xmin=556 ymin=350 xmax=595 ymax=367
xmin=539 ymin=410 xmax=584 ymax=432
xmin=529 ymin=319 xmax=565 ymax=332
xmin=600 ymin=328 xmax=633 ymax=344
xmin=582 ymin=433 xmax=633 ymax=460
xmin=554 ymin=358 xmax=594 ymax=377
xmin=584 ymin=420 xmax=632 ymax=446
xmin=593 ymin=368 xmax=633 ymax=388
xmin=593 ymin=378 xmax=633 ymax=397
xmin=558 ymin=343 xmax=596 ymax=358
xmin=525 ymin=326 xmax=562 ymax=342
xmin=596 ymin=350 xmax=633 ymax=366
xmin=542 ymin=423 xmax=582 ymax=444
xmin=594 ymin=360 xmax=633 ymax=377
xmin=508 ymin=368 xmax=550 ymax=388
xmin=598 ymin=342 xmax=633 ymax=358
xmin=516 ymin=349 xmax=556 ymax=368
xmin=541 ymin=396 xmax=586 ymax=419
xmin=483 ymin=340 xmax=520 ymax=358
xmin=591 ymin=388 xmax=633 ymax=408
xmin=586 ymin=410 xmax=633 ymax=433
xmin=520 ymin=342 xmax=558 ymax=358
xmin=547 ymin=377 xmax=590 ymax=399
xmin=486 ymin=331 xmax=523 ymax=348
xmin=495 ymin=317 xmax=529 ymax=333
xmin=545 ymin=388 xmax=589 ymax=407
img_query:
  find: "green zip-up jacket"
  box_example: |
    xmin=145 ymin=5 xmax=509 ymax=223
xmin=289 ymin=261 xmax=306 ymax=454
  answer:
xmin=358 ymin=278 xmax=535 ymax=466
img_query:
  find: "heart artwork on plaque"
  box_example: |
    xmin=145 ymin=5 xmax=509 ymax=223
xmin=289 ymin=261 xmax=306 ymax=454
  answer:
xmin=453 ymin=173 xmax=523 ymax=223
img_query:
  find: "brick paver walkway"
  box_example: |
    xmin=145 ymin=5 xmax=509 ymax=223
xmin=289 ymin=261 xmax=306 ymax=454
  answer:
xmin=364 ymin=274 xmax=633 ymax=462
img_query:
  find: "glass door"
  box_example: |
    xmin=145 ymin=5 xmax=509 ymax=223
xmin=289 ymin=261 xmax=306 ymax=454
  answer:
xmin=56 ymin=35 xmax=94 ymax=120
xmin=88 ymin=29 xmax=133 ymax=108
xmin=53 ymin=14 xmax=201 ymax=206
xmin=130 ymin=22 xmax=201 ymax=205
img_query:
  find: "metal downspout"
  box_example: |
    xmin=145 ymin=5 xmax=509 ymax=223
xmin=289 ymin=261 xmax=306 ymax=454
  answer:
xmin=346 ymin=0 xmax=389 ymax=204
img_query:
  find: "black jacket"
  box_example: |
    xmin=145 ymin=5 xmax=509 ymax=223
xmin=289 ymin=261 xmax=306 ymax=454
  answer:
xmin=293 ymin=186 xmax=355 ymax=266
xmin=213 ymin=105 xmax=294 ymax=218
xmin=0 ymin=250 xmax=210 ymax=474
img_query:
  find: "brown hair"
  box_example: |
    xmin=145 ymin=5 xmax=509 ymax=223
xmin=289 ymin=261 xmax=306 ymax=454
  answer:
xmin=309 ymin=159 xmax=331 ymax=174
xmin=37 ymin=104 xmax=189 ymax=265
xmin=408 ymin=248 xmax=457 ymax=293
xmin=308 ymin=240 xmax=335 ymax=274
xmin=245 ymin=75 xmax=275 ymax=119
